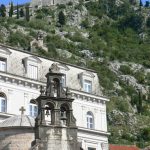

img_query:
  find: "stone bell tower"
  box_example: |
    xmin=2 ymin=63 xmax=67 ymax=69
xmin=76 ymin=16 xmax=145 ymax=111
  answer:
xmin=31 ymin=63 xmax=80 ymax=150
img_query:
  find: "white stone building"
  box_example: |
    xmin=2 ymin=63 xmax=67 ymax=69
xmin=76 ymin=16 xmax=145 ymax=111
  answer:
xmin=0 ymin=44 xmax=109 ymax=150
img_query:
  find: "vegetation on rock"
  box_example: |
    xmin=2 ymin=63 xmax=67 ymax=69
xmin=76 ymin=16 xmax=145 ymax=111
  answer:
xmin=0 ymin=0 xmax=150 ymax=148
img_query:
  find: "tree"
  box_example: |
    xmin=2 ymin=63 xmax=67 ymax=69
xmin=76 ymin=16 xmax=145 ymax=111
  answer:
xmin=146 ymin=17 xmax=150 ymax=28
xmin=25 ymin=5 xmax=30 ymax=21
xmin=118 ymin=13 xmax=144 ymax=31
xmin=20 ymin=8 xmax=24 ymax=17
xmin=16 ymin=4 xmax=19 ymax=19
xmin=58 ymin=11 xmax=66 ymax=26
xmin=0 ymin=4 xmax=6 ymax=17
xmin=145 ymin=1 xmax=150 ymax=7
xmin=129 ymin=0 xmax=136 ymax=5
xmin=139 ymin=0 xmax=143 ymax=7
xmin=9 ymin=2 xmax=13 ymax=17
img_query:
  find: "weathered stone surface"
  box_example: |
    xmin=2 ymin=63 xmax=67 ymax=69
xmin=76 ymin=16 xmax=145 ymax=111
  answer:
xmin=30 ymin=0 xmax=76 ymax=8
xmin=0 ymin=128 xmax=34 ymax=150
xmin=33 ymin=126 xmax=79 ymax=150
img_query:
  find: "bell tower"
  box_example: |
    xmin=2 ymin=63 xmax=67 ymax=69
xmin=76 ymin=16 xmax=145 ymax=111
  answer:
xmin=31 ymin=63 xmax=80 ymax=150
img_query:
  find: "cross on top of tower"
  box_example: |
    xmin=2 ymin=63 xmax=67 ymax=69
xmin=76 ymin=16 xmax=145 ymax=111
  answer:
xmin=19 ymin=106 xmax=26 ymax=115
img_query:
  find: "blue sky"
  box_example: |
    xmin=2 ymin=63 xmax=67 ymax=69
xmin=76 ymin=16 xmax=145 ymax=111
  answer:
xmin=0 ymin=0 xmax=31 ymax=5
xmin=0 ymin=0 xmax=148 ymax=5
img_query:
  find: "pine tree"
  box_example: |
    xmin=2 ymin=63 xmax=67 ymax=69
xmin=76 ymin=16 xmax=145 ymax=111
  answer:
xmin=9 ymin=2 xmax=13 ymax=17
xmin=58 ymin=11 xmax=66 ymax=26
xmin=139 ymin=0 xmax=143 ymax=7
xmin=16 ymin=4 xmax=19 ymax=19
xmin=0 ymin=4 xmax=6 ymax=17
xmin=129 ymin=0 xmax=136 ymax=5
xmin=25 ymin=5 xmax=30 ymax=21
xmin=145 ymin=1 xmax=150 ymax=7
xmin=20 ymin=8 xmax=24 ymax=17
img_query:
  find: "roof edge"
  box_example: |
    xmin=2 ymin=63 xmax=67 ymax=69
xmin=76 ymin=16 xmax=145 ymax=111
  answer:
xmin=0 ymin=43 xmax=97 ymax=73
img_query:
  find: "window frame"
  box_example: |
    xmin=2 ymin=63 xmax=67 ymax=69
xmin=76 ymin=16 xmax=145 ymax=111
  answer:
xmin=0 ymin=93 xmax=7 ymax=113
xmin=0 ymin=57 xmax=7 ymax=72
xmin=28 ymin=64 xmax=38 ymax=80
xmin=23 ymin=56 xmax=42 ymax=80
xmin=83 ymin=79 xmax=92 ymax=93
xmin=61 ymin=75 xmax=66 ymax=87
xmin=86 ymin=111 xmax=94 ymax=129
xmin=29 ymin=103 xmax=38 ymax=117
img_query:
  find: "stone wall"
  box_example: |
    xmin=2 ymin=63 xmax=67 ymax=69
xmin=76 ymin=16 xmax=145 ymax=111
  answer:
xmin=34 ymin=126 xmax=80 ymax=150
xmin=30 ymin=0 xmax=76 ymax=8
xmin=0 ymin=127 xmax=34 ymax=150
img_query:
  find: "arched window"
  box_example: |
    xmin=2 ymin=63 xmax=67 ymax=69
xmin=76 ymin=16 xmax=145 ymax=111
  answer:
xmin=53 ymin=78 xmax=60 ymax=97
xmin=0 ymin=93 xmax=7 ymax=112
xmin=29 ymin=103 xmax=38 ymax=117
xmin=60 ymin=103 xmax=70 ymax=126
xmin=87 ymin=111 xmax=94 ymax=129
xmin=44 ymin=102 xmax=54 ymax=125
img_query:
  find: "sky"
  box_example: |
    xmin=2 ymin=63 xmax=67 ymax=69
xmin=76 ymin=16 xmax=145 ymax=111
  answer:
xmin=0 ymin=0 xmax=148 ymax=5
xmin=0 ymin=0 xmax=31 ymax=5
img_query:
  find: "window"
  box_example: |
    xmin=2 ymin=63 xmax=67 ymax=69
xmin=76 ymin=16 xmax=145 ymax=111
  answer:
xmin=23 ymin=56 xmax=41 ymax=80
xmin=0 ymin=93 xmax=7 ymax=112
xmin=87 ymin=111 xmax=94 ymax=129
xmin=29 ymin=104 xmax=38 ymax=117
xmin=28 ymin=64 xmax=38 ymax=79
xmin=61 ymin=75 xmax=66 ymax=87
xmin=0 ymin=58 xmax=6 ymax=72
xmin=83 ymin=80 xmax=92 ymax=93
xmin=88 ymin=148 xmax=96 ymax=150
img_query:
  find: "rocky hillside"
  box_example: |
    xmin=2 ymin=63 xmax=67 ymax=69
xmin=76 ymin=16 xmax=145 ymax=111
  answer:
xmin=0 ymin=0 xmax=150 ymax=148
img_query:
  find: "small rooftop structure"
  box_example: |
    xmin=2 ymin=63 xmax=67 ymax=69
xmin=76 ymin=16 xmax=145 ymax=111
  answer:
xmin=0 ymin=107 xmax=35 ymax=150
xmin=0 ymin=106 xmax=35 ymax=127
xmin=0 ymin=115 xmax=35 ymax=127
xmin=109 ymin=144 xmax=140 ymax=150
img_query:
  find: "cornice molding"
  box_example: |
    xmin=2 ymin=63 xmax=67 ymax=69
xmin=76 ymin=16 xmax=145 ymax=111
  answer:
xmin=0 ymin=71 xmax=43 ymax=90
xmin=78 ymin=127 xmax=110 ymax=136
xmin=0 ymin=46 xmax=12 ymax=55
xmin=0 ymin=71 xmax=109 ymax=103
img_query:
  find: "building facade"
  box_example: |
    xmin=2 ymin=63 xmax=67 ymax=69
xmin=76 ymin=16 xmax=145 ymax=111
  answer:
xmin=0 ymin=44 xmax=109 ymax=150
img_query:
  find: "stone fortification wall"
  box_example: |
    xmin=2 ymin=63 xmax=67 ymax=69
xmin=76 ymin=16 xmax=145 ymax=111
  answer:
xmin=30 ymin=0 xmax=76 ymax=8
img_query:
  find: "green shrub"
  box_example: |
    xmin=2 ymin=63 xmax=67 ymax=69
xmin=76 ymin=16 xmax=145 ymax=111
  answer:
xmin=46 ymin=35 xmax=77 ymax=53
xmin=118 ymin=13 xmax=144 ymax=32
xmin=131 ymin=94 xmax=139 ymax=106
xmin=16 ymin=19 xmax=28 ymax=27
xmin=85 ymin=2 xmax=103 ymax=18
xmin=8 ymin=31 xmax=30 ymax=49
xmin=143 ymin=60 xmax=150 ymax=68
xmin=134 ymin=71 xmax=145 ymax=84
xmin=119 ymin=65 xmax=133 ymax=75
xmin=80 ymin=18 xmax=90 ymax=29
xmin=145 ymin=73 xmax=150 ymax=85
xmin=116 ymin=99 xmax=129 ymax=112
xmin=57 ymin=4 xmax=66 ymax=9
xmin=66 ymin=32 xmax=85 ymax=42
xmin=67 ymin=2 xmax=73 ymax=6
xmin=29 ymin=19 xmax=48 ymax=30
xmin=141 ymin=127 xmax=150 ymax=140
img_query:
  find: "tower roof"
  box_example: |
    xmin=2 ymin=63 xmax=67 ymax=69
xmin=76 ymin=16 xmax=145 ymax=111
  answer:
xmin=0 ymin=115 xmax=35 ymax=128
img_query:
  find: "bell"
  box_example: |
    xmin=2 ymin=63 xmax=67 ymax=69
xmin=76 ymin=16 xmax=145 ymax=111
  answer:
xmin=45 ymin=107 xmax=50 ymax=117
xmin=45 ymin=110 xmax=49 ymax=117
xmin=60 ymin=111 xmax=67 ymax=120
